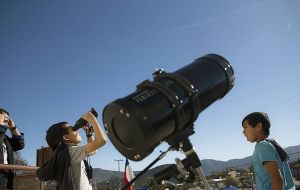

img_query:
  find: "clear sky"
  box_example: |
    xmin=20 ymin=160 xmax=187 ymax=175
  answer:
xmin=1 ymin=0 xmax=299 ymax=171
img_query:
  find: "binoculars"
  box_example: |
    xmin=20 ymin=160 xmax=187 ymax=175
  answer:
xmin=72 ymin=108 xmax=98 ymax=131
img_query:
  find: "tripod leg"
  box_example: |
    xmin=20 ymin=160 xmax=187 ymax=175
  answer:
xmin=180 ymin=138 xmax=212 ymax=190
xmin=195 ymin=167 xmax=211 ymax=190
xmin=121 ymin=148 xmax=170 ymax=190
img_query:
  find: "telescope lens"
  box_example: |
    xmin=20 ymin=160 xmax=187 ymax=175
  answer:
xmin=112 ymin=115 xmax=135 ymax=148
xmin=102 ymin=54 xmax=234 ymax=161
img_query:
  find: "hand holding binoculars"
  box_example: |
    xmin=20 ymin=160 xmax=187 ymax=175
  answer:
xmin=72 ymin=108 xmax=98 ymax=131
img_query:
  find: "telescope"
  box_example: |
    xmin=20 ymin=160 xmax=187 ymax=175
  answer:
xmin=102 ymin=54 xmax=234 ymax=161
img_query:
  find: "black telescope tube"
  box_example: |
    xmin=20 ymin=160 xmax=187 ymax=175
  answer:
xmin=102 ymin=54 xmax=234 ymax=161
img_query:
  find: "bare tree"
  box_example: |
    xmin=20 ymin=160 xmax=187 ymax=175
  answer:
xmin=14 ymin=151 xmax=28 ymax=166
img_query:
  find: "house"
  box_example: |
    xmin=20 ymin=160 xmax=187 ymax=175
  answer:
xmin=290 ymin=159 xmax=300 ymax=189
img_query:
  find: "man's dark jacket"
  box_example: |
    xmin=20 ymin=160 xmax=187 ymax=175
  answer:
xmin=0 ymin=134 xmax=25 ymax=190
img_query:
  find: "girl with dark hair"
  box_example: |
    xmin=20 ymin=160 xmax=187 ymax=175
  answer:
xmin=37 ymin=111 xmax=107 ymax=190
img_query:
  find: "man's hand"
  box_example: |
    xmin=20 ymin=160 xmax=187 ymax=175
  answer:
xmin=83 ymin=111 xmax=107 ymax=156
xmin=81 ymin=112 xmax=97 ymax=127
xmin=7 ymin=117 xmax=16 ymax=130
xmin=5 ymin=116 xmax=21 ymax=136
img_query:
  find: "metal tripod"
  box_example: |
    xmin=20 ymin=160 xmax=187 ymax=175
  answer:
xmin=173 ymin=138 xmax=211 ymax=190
xmin=121 ymin=137 xmax=211 ymax=190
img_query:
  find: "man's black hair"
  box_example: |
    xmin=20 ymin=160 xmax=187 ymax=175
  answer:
xmin=242 ymin=112 xmax=271 ymax=136
xmin=46 ymin=121 xmax=69 ymax=150
xmin=0 ymin=108 xmax=9 ymax=115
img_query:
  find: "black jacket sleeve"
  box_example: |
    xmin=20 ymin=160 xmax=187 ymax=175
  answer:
xmin=7 ymin=133 xmax=25 ymax=151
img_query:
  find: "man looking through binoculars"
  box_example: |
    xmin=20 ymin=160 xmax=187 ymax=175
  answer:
xmin=0 ymin=108 xmax=25 ymax=190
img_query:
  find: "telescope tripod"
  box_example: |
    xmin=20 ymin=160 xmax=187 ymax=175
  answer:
xmin=121 ymin=136 xmax=211 ymax=190
xmin=169 ymin=137 xmax=211 ymax=190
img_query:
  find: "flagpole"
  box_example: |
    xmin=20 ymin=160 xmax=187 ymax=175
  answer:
xmin=121 ymin=147 xmax=171 ymax=190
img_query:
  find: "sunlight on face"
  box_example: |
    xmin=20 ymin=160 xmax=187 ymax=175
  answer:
xmin=0 ymin=113 xmax=9 ymax=126
xmin=63 ymin=124 xmax=82 ymax=144
xmin=242 ymin=120 xmax=258 ymax=143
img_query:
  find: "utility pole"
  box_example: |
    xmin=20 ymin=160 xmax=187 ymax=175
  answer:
xmin=93 ymin=179 xmax=97 ymax=190
xmin=114 ymin=159 xmax=123 ymax=190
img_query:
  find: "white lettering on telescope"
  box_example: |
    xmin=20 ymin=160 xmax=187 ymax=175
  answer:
xmin=132 ymin=90 xmax=158 ymax=103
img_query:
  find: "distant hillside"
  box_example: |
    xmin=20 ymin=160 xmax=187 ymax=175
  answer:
xmin=93 ymin=144 xmax=300 ymax=187
xmin=201 ymin=144 xmax=300 ymax=174
xmin=92 ymin=168 xmax=120 ymax=183
xmin=200 ymin=156 xmax=252 ymax=175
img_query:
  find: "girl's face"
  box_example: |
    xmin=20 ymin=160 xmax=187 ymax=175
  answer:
xmin=63 ymin=124 xmax=82 ymax=144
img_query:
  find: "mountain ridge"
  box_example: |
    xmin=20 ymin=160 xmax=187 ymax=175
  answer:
xmin=93 ymin=144 xmax=300 ymax=186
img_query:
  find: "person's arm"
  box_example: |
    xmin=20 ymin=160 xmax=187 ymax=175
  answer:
xmin=85 ymin=126 xmax=96 ymax=156
xmin=264 ymin=161 xmax=284 ymax=190
xmin=7 ymin=117 xmax=21 ymax=136
xmin=7 ymin=117 xmax=25 ymax=151
xmin=81 ymin=112 xmax=107 ymax=155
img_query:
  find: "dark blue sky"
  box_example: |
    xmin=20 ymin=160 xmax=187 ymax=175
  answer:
xmin=1 ymin=0 xmax=299 ymax=170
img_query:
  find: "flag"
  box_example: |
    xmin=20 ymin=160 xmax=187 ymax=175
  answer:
xmin=124 ymin=158 xmax=135 ymax=190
